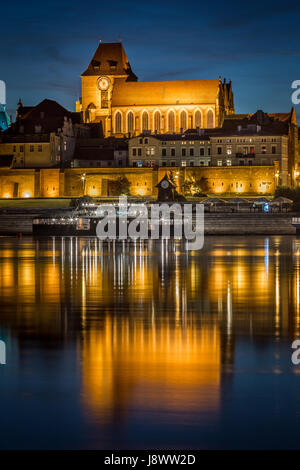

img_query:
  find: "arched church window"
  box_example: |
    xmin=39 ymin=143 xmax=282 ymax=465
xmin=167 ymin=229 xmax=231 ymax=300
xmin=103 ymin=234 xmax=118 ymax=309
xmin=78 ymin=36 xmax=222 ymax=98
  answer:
xmin=142 ymin=111 xmax=149 ymax=131
xmin=180 ymin=110 xmax=187 ymax=131
xmin=115 ymin=111 xmax=122 ymax=133
xmin=127 ymin=111 xmax=134 ymax=133
xmin=207 ymin=110 xmax=214 ymax=128
xmin=195 ymin=110 xmax=202 ymax=128
xmin=168 ymin=111 xmax=175 ymax=132
xmin=154 ymin=111 xmax=161 ymax=132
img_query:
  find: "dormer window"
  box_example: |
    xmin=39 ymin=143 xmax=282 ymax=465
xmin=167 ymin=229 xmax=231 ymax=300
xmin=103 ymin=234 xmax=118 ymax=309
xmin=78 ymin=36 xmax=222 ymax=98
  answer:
xmin=92 ymin=60 xmax=100 ymax=71
xmin=108 ymin=60 xmax=117 ymax=71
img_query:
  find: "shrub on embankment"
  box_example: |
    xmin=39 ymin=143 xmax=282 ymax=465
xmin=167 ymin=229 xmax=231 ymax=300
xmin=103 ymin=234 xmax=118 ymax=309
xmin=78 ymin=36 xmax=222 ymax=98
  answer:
xmin=275 ymin=186 xmax=300 ymax=211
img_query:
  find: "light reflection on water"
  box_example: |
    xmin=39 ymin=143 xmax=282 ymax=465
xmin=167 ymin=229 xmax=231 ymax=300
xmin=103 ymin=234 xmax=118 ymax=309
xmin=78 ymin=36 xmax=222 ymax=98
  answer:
xmin=0 ymin=236 xmax=300 ymax=449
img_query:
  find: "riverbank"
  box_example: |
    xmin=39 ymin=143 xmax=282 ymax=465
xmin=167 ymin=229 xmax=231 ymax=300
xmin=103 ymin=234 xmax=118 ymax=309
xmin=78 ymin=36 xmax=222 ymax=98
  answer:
xmin=0 ymin=211 xmax=297 ymax=235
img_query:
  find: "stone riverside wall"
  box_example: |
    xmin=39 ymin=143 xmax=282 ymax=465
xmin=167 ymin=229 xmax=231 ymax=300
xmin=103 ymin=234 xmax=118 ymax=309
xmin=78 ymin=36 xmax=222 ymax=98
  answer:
xmin=0 ymin=166 xmax=276 ymax=199
xmin=203 ymin=213 xmax=296 ymax=235
xmin=0 ymin=213 xmax=295 ymax=236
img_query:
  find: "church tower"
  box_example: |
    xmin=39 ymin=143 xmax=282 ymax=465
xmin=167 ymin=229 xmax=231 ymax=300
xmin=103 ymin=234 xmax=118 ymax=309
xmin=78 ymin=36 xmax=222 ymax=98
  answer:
xmin=76 ymin=42 xmax=137 ymax=135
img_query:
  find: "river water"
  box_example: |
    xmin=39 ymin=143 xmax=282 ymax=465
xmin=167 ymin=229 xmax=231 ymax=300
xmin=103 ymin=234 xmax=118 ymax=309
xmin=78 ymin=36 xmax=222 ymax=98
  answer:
xmin=0 ymin=235 xmax=300 ymax=449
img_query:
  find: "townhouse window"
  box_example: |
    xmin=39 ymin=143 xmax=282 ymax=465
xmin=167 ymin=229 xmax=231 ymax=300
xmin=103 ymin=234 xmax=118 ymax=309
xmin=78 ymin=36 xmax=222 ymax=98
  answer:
xmin=200 ymin=148 xmax=204 ymax=156
xmin=239 ymin=160 xmax=244 ymax=166
xmin=248 ymin=160 xmax=253 ymax=166
xmin=162 ymin=161 xmax=167 ymax=167
xmin=226 ymin=146 xmax=232 ymax=155
xmin=190 ymin=148 xmax=194 ymax=157
xmin=226 ymin=159 xmax=232 ymax=166
xmin=13 ymin=146 xmax=16 ymax=152
xmin=207 ymin=147 xmax=211 ymax=155
xmin=138 ymin=148 xmax=142 ymax=156
xmin=144 ymin=138 xmax=148 ymax=144
xmin=272 ymin=146 xmax=276 ymax=154
xmin=171 ymin=148 xmax=175 ymax=157
xmin=171 ymin=161 xmax=176 ymax=166
xmin=217 ymin=160 xmax=222 ymax=166
xmin=250 ymin=146 xmax=255 ymax=154
xmin=132 ymin=148 xmax=137 ymax=156
xmin=189 ymin=161 xmax=194 ymax=167
xmin=30 ymin=145 xmax=34 ymax=152
xmin=20 ymin=145 xmax=24 ymax=152
xmin=217 ymin=147 xmax=222 ymax=155
xmin=139 ymin=138 xmax=143 ymax=144
xmin=162 ymin=148 xmax=167 ymax=157
xmin=182 ymin=148 xmax=186 ymax=157
xmin=38 ymin=145 xmax=42 ymax=152
xmin=181 ymin=161 xmax=186 ymax=167
xmin=200 ymin=161 xmax=204 ymax=166
xmin=261 ymin=146 xmax=267 ymax=154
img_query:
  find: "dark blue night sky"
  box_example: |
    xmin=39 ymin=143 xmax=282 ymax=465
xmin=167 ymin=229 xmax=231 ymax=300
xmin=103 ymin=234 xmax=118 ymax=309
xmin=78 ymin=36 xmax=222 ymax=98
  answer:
xmin=1 ymin=0 xmax=300 ymax=121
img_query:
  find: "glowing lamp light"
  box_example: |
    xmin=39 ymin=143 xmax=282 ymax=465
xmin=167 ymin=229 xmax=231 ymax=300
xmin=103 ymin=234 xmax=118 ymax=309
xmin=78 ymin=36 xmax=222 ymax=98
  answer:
xmin=3 ymin=193 xmax=11 ymax=198
xmin=138 ymin=189 xmax=145 ymax=196
xmin=22 ymin=192 xmax=32 ymax=198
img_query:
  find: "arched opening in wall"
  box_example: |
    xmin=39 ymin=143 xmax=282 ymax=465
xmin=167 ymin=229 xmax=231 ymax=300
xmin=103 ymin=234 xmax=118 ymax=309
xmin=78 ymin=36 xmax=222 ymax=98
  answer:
xmin=142 ymin=111 xmax=149 ymax=131
xmin=87 ymin=103 xmax=96 ymax=123
xmin=180 ymin=110 xmax=187 ymax=131
xmin=127 ymin=111 xmax=134 ymax=133
xmin=195 ymin=110 xmax=202 ymax=128
xmin=115 ymin=111 xmax=122 ymax=133
xmin=168 ymin=110 xmax=175 ymax=132
xmin=154 ymin=111 xmax=161 ymax=133
xmin=207 ymin=109 xmax=214 ymax=128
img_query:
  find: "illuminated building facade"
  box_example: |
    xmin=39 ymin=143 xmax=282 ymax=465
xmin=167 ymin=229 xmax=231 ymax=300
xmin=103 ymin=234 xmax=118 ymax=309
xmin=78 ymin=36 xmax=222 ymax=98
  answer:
xmin=76 ymin=42 xmax=235 ymax=137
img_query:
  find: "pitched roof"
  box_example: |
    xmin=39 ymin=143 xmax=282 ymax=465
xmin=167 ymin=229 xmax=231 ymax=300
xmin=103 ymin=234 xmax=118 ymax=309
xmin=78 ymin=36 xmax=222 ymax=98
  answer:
xmin=112 ymin=79 xmax=221 ymax=107
xmin=156 ymin=172 xmax=177 ymax=189
xmin=82 ymin=42 xmax=137 ymax=80
xmin=3 ymin=99 xmax=77 ymax=137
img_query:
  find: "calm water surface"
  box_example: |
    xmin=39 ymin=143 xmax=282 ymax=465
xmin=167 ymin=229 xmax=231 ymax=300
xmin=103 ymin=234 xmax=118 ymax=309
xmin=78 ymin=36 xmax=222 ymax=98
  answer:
xmin=0 ymin=235 xmax=300 ymax=449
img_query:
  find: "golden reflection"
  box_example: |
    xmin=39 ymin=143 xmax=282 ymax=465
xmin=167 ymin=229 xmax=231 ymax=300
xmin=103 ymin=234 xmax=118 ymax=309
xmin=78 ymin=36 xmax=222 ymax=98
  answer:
xmin=81 ymin=318 xmax=221 ymax=420
xmin=1 ymin=237 xmax=300 ymax=420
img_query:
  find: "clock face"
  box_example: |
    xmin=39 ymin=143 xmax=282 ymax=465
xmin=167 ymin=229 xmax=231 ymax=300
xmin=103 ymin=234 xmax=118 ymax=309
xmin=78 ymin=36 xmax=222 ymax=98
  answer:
xmin=161 ymin=180 xmax=169 ymax=189
xmin=97 ymin=76 xmax=110 ymax=91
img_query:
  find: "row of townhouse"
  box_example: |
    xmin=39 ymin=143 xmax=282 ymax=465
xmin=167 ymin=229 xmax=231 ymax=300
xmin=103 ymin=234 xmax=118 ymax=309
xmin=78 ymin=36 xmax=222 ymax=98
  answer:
xmin=128 ymin=110 xmax=298 ymax=186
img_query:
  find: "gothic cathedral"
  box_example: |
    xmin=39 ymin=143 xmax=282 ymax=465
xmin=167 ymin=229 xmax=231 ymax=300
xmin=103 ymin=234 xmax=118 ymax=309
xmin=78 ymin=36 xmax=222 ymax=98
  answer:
xmin=76 ymin=42 xmax=235 ymax=137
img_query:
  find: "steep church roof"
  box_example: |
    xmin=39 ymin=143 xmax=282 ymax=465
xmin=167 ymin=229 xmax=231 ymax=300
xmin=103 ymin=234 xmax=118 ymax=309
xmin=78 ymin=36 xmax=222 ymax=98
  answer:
xmin=112 ymin=79 xmax=221 ymax=107
xmin=82 ymin=42 xmax=137 ymax=80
